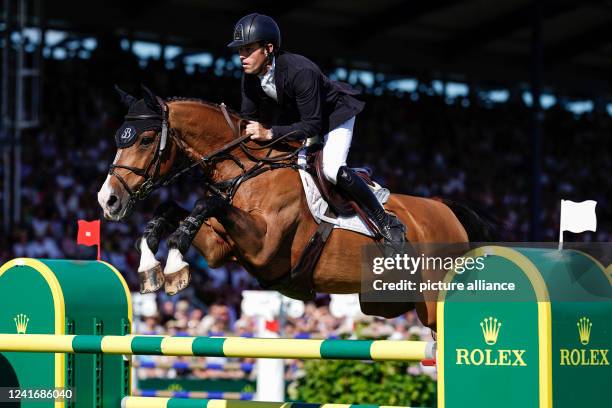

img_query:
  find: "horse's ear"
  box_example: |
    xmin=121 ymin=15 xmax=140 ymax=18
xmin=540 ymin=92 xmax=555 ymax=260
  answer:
xmin=140 ymin=84 xmax=161 ymax=113
xmin=114 ymin=84 xmax=136 ymax=107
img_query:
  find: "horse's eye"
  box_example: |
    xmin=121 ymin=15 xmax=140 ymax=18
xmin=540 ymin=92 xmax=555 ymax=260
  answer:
xmin=141 ymin=137 xmax=155 ymax=146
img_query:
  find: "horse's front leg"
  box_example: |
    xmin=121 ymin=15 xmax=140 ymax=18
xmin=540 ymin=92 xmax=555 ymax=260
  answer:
xmin=163 ymin=194 xmax=268 ymax=295
xmin=136 ymin=201 xmax=188 ymax=293
xmin=164 ymin=195 xmax=236 ymax=294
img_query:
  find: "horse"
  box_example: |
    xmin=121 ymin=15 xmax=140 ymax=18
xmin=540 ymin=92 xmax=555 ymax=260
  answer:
xmin=97 ymin=86 xmax=496 ymax=331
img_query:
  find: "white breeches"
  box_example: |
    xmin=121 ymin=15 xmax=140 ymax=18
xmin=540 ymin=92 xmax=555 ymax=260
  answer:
xmin=321 ymin=116 xmax=355 ymax=184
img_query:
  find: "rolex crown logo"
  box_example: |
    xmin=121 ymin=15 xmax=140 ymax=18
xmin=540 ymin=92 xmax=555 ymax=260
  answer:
xmin=14 ymin=313 xmax=29 ymax=334
xmin=168 ymin=384 xmax=183 ymax=392
xmin=480 ymin=317 xmax=501 ymax=345
xmin=577 ymin=317 xmax=592 ymax=345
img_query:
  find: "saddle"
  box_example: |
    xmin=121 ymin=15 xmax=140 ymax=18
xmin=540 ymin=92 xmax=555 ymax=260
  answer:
xmin=309 ymin=149 xmax=382 ymax=234
xmin=256 ymin=148 xmax=385 ymax=302
xmin=310 ymin=150 xmax=366 ymax=216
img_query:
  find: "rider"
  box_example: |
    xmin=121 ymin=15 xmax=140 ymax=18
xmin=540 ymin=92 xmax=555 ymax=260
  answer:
xmin=227 ymin=13 xmax=406 ymax=245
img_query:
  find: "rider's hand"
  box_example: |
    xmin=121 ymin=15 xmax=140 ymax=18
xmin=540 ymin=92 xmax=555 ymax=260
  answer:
xmin=246 ymin=121 xmax=273 ymax=141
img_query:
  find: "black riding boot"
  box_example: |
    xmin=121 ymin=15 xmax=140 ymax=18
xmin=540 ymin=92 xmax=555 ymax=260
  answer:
xmin=335 ymin=166 xmax=406 ymax=246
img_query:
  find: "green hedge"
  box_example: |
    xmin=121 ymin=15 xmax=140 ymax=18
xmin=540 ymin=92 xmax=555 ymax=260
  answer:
xmin=288 ymin=359 xmax=436 ymax=407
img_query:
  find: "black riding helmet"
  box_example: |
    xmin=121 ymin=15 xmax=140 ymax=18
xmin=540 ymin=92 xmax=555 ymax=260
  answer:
xmin=227 ymin=13 xmax=281 ymax=49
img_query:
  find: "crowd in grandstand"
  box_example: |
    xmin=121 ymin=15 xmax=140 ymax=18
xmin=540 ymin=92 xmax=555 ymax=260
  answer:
xmin=1 ymin=37 xmax=609 ymax=380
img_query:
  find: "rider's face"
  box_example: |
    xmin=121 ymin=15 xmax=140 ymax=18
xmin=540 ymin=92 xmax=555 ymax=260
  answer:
xmin=238 ymin=42 xmax=271 ymax=75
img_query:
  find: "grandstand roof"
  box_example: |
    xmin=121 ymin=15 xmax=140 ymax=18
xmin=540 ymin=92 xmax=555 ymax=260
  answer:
xmin=45 ymin=0 xmax=612 ymax=96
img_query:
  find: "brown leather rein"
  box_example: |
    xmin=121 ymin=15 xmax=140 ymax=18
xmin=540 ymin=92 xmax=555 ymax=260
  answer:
xmin=111 ymin=99 xmax=304 ymax=209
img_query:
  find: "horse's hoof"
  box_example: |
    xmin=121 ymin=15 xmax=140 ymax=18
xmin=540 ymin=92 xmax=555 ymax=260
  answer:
xmin=164 ymin=266 xmax=191 ymax=296
xmin=139 ymin=263 xmax=165 ymax=294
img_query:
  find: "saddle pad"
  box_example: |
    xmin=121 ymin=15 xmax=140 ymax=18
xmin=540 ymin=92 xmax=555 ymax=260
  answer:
xmin=298 ymin=169 xmax=390 ymax=237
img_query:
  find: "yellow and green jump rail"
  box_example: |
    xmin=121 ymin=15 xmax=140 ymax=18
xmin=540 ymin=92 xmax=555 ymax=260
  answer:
xmin=0 ymin=333 xmax=435 ymax=361
xmin=121 ymin=397 xmax=414 ymax=408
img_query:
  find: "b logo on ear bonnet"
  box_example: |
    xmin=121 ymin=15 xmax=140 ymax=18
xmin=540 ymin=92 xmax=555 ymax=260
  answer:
xmin=114 ymin=122 xmax=160 ymax=148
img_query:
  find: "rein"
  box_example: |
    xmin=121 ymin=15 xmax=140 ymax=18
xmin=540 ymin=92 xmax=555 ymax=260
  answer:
xmin=111 ymin=99 xmax=304 ymax=207
xmin=170 ymin=103 xmax=304 ymax=201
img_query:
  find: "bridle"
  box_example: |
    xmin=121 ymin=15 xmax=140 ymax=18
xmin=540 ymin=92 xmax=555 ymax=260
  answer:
xmin=109 ymin=97 xmax=305 ymax=211
xmin=109 ymin=96 xmax=172 ymax=212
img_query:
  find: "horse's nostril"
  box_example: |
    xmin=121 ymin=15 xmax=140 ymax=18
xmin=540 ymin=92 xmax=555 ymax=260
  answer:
xmin=107 ymin=195 xmax=118 ymax=208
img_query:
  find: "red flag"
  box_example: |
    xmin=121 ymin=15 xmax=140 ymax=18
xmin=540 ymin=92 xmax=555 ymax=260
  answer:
xmin=265 ymin=319 xmax=280 ymax=333
xmin=77 ymin=219 xmax=101 ymax=260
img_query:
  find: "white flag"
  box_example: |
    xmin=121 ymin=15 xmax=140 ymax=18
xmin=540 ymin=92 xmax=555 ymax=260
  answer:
xmin=560 ymin=199 xmax=597 ymax=233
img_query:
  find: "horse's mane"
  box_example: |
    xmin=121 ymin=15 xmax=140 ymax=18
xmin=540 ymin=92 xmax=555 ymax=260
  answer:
xmin=166 ymin=96 xmax=241 ymax=118
xmin=166 ymin=96 xmax=301 ymax=151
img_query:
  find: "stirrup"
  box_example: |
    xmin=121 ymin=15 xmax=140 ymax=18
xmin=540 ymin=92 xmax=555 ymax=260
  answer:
xmin=378 ymin=214 xmax=407 ymax=248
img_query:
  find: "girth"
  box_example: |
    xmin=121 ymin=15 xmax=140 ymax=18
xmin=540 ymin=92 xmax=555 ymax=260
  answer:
xmin=256 ymin=220 xmax=334 ymax=301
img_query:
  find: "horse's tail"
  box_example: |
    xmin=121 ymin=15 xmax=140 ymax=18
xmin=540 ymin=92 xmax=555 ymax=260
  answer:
xmin=439 ymin=198 xmax=503 ymax=242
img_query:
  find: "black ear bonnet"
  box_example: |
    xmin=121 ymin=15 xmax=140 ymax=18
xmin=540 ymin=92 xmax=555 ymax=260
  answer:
xmin=114 ymin=99 xmax=162 ymax=148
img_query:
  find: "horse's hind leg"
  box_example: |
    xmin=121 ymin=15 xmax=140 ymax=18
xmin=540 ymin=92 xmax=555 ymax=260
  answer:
xmin=415 ymin=301 xmax=437 ymax=332
xmin=358 ymin=296 xmax=437 ymax=332
xmin=358 ymin=294 xmax=415 ymax=319
xmin=136 ymin=201 xmax=187 ymax=293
